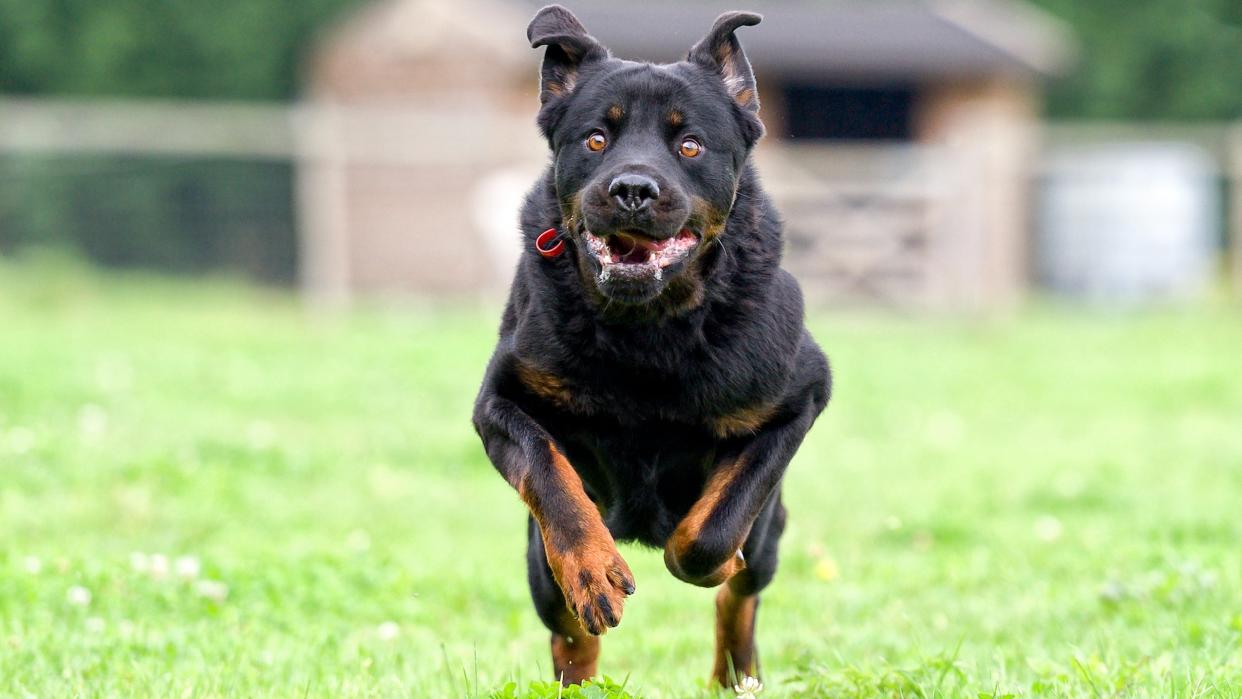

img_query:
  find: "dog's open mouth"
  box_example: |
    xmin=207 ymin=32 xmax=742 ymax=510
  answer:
xmin=583 ymin=229 xmax=698 ymax=274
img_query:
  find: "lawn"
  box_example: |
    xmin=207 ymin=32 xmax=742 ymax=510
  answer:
xmin=2 ymin=259 xmax=1241 ymax=697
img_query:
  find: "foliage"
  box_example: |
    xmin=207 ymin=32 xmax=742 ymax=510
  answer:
xmin=1031 ymin=0 xmax=1242 ymax=120
xmin=1 ymin=260 xmax=1241 ymax=696
xmin=0 ymin=156 xmax=297 ymax=282
xmin=0 ymin=0 xmax=364 ymax=100
xmin=489 ymin=677 xmax=639 ymax=699
xmin=0 ymin=0 xmax=1240 ymax=120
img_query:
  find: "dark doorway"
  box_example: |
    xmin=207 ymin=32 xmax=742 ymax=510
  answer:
xmin=784 ymin=84 xmax=915 ymax=141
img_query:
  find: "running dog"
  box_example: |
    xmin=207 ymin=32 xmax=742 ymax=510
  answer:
xmin=472 ymin=5 xmax=831 ymax=686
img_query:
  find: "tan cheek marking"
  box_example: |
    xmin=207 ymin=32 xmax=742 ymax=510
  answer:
xmin=710 ymin=403 xmax=776 ymax=438
xmin=654 ymin=274 xmax=708 ymax=318
xmin=692 ymin=196 xmax=730 ymax=242
xmin=565 ymin=191 xmax=584 ymax=230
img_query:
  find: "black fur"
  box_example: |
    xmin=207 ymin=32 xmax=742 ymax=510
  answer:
xmin=473 ymin=4 xmax=830 ymax=685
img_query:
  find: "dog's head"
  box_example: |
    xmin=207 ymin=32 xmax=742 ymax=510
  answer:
xmin=528 ymin=5 xmax=764 ymax=306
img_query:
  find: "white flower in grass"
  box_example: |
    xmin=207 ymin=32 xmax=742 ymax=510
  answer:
xmin=1034 ymin=515 xmax=1063 ymax=542
xmin=95 ymin=357 xmax=134 ymax=395
xmin=246 ymin=421 xmax=275 ymax=450
xmin=345 ymin=529 xmax=372 ymax=553
xmin=734 ymin=675 xmax=763 ymax=698
xmin=149 ymin=553 xmax=169 ymax=579
xmin=8 ymin=427 xmax=35 ymax=455
xmin=22 ymin=556 xmax=42 ymax=575
xmin=376 ymin=621 xmax=400 ymax=641
xmin=66 ymin=586 xmax=92 ymax=607
xmin=85 ymin=617 xmax=106 ymax=634
xmin=77 ymin=404 xmax=108 ymax=440
xmin=175 ymin=555 xmax=201 ymax=580
xmin=194 ymin=579 xmax=229 ymax=602
xmin=129 ymin=551 xmax=149 ymax=573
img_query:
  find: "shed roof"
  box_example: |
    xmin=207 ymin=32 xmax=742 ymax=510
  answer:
xmin=315 ymin=0 xmax=1076 ymax=94
xmin=517 ymin=0 xmax=1075 ymax=80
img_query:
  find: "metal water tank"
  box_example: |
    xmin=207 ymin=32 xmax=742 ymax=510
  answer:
xmin=1037 ymin=143 xmax=1218 ymax=304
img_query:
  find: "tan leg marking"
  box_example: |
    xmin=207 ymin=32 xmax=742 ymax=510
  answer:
xmin=550 ymin=609 xmax=600 ymax=686
xmin=710 ymin=403 xmax=776 ymax=438
xmin=713 ymin=584 xmax=759 ymax=686
xmin=515 ymin=361 xmax=573 ymax=408
xmin=664 ymin=457 xmax=748 ymax=586
xmin=522 ymin=442 xmax=635 ymax=636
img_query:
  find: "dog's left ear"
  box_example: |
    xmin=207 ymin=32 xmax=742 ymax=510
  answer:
xmin=688 ymin=11 xmax=762 ymax=113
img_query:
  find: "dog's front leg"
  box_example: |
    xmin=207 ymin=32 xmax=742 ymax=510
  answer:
xmin=664 ymin=395 xmax=819 ymax=588
xmin=474 ymin=393 xmax=636 ymax=638
xmin=665 ymin=394 xmax=820 ymax=687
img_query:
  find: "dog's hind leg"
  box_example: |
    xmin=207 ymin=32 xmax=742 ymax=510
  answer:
xmin=526 ymin=517 xmax=601 ymax=686
xmin=713 ymin=494 xmax=785 ymax=687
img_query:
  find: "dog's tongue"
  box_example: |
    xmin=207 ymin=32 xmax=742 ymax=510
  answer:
xmin=618 ymin=231 xmax=690 ymax=251
xmin=606 ymin=229 xmax=697 ymax=265
xmin=614 ymin=234 xmax=649 ymax=264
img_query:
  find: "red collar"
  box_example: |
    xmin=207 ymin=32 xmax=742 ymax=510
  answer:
xmin=535 ymin=227 xmax=565 ymax=258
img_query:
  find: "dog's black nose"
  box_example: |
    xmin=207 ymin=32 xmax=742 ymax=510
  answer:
xmin=608 ymin=174 xmax=660 ymax=212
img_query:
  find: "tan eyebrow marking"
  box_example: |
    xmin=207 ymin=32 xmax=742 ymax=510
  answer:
xmin=606 ymin=104 xmax=624 ymax=122
xmin=668 ymin=110 xmax=684 ymax=127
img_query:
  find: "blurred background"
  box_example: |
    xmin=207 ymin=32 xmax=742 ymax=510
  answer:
xmin=1 ymin=0 xmax=1240 ymax=309
xmin=4 ymin=1 xmax=1242 ymax=696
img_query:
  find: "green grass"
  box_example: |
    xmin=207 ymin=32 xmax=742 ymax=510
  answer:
xmin=2 ymin=258 xmax=1241 ymax=697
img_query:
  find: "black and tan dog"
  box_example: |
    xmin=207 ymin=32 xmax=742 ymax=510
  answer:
xmin=472 ymin=5 xmax=831 ymax=687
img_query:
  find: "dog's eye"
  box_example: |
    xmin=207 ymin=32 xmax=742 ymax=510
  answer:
xmin=585 ymin=131 xmax=608 ymax=152
xmin=678 ymin=138 xmax=703 ymax=158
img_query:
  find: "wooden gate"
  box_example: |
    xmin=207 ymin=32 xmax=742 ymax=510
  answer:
xmin=758 ymin=144 xmax=967 ymax=309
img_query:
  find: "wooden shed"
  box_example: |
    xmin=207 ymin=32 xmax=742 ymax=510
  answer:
xmin=301 ymin=0 xmax=1074 ymax=309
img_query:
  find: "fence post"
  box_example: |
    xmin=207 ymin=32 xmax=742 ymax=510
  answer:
xmin=1231 ymin=124 xmax=1242 ymax=299
xmin=293 ymin=104 xmax=353 ymax=311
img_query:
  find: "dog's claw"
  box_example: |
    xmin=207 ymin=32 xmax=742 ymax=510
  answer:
xmin=597 ymin=594 xmax=618 ymax=627
xmin=580 ymin=612 xmax=601 ymax=636
xmin=608 ymin=565 xmax=636 ymax=596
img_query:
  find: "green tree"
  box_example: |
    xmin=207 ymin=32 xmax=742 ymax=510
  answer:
xmin=0 ymin=0 xmax=364 ymax=99
xmin=1 ymin=0 xmax=1240 ymax=118
xmin=1031 ymin=0 xmax=1242 ymax=119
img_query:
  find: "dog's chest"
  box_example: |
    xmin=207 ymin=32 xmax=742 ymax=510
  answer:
xmin=521 ymin=339 xmax=761 ymax=425
xmin=558 ymin=420 xmax=719 ymax=546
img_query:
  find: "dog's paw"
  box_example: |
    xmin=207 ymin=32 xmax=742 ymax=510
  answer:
xmin=547 ymin=539 xmax=635 ymax=635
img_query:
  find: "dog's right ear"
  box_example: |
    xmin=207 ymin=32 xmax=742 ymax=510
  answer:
xmin=527 ymin=5 xmax=608 ymax=106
